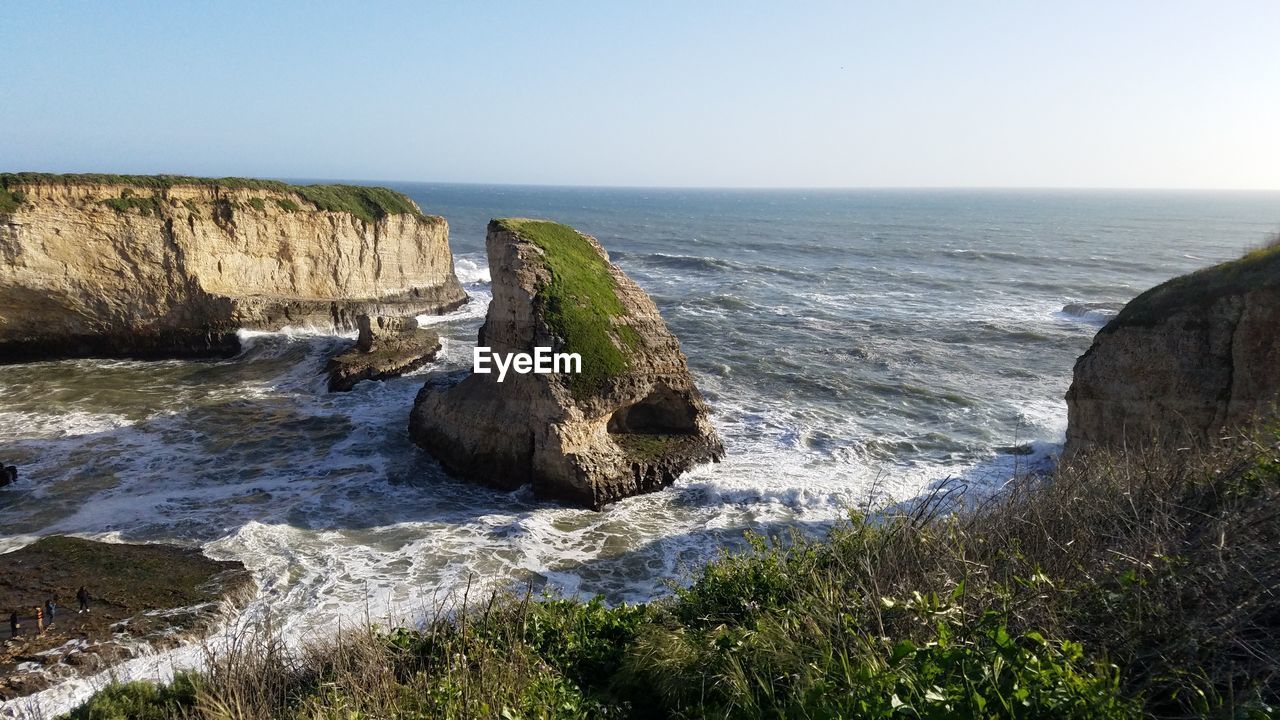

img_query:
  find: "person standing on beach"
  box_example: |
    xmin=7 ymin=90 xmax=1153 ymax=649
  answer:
xmin=45 ymin=598 xmax=56 ymax=627
xmin=34 ymin=605 xmax=43 ymax=633
xmin=8 ymin=611 xmax=17 ymax=639
xmin=77 ymin=586 xmax=90 ymax=613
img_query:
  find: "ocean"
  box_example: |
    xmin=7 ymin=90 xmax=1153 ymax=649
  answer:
xmin=2 ymin=186 xmax=1278 ymax=713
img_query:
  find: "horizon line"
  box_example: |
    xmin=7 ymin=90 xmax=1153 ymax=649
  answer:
xmin=5 ymin=169 xmax=1279 ymax=193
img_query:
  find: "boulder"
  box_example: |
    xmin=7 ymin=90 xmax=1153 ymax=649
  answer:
xmin=1065 ymin=245 xmax=1280 ymax=455
xmin=410 ymin=219 xmax=723 ymax=509
xmin=0 ymin=465 xmax=14 ymax=487
xmin=327 ymin=314 xmax=441 ymax=392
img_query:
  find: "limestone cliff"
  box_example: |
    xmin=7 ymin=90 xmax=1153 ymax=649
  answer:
xmin=0 ymin=173 xmax=467 ymax=360
xmin=410 ymin=219 xmax=723 ymax=509
xmin=1065 ymin=245 xmax=1280 ymax=455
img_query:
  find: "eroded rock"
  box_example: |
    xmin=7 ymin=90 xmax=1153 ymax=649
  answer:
xmin=327 ymin=314 xmax=442 ymax=391
xmin=410 ymin=219 xmax=723 ymax=509
xmin=0 ymin=174 xmax=467 ymax=361
xmin=1065 ymin=246 xmax=1280 ymax=455
xmin=0 ymin=536 xmax=253 ymax=701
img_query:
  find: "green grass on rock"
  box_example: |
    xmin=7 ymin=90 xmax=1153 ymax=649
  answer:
xmin=0 ymin=172 xmax=422 ymax=224
xmin=493 ymin=218 xmax=638 ymax=398
xmin=1107 ymin=241 xmax=1280 ymax=330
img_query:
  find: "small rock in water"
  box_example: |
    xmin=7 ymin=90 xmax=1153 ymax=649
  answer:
xmin=0 ymin=465 xmax=16 ymax=487
xmin=329 ymin=314 xmax=440 ymax=392
xmin=356 ymin=313 xmax=420 ymax=353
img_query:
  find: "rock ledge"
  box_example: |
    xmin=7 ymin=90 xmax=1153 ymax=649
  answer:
xmin=327 ymin=315 xmax=442 ymax=391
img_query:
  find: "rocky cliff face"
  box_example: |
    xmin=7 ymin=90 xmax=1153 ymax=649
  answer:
xmin=0 ymin=175 xmax=467 ymax=360
xmin=410 ymin=219 xmax=723 ymax=509
xmin=1065 ymin=246 xmax=1280 ymax=455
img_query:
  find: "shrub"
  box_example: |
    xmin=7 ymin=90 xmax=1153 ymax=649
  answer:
xmin=0 ymin=187 xmax=20 ymax=214
xmin=63 ymin=671 xmax=201 ymax=720
xmin=100 ymin=195 xmax=163 ymax=216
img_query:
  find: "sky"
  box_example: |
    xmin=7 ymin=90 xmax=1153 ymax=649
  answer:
xmin=2 ymin=1 xmax=1278 ymax=189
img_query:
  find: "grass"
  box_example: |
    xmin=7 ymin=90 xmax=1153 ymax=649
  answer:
xmin=101 ymin=195 xmax=165 ymax=216
xmin=0 ymin=173 xmax=422 ymax=224
xmin=59 ymin=432 xmax=1280 ymax=719
xmin=1106 ymin=240 xmax=1280 ymax=331
xmin=0 ymin=186 xmax=20 ymax=214
xmin=492 ymin=219 xmax=639 ymax=399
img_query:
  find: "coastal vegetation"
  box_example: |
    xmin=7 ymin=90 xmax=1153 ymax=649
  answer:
xmin=0 ymin=186 xmax=20 ymax=214
xmin=63 ymin=433 xmax=1279 ymax=719
xmin=1106 ymin=237 xmax=1280 ymax=330
xmin=493 ymin=218 xmax=641 ymax=398
xmin=0 ymin=173 xmax=421 ymax=224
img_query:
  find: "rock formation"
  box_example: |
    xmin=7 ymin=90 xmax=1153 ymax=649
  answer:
xmin=327 ymin=314 xmax=442 ymax=391
xmin=0 ymin=535 xmax=253 ymax=700
xmin=1065 ymin=245 xmax=1280 ymax=455
xmin=0 ymin=173 xmax=467 ymax=361
xmin=410 ymin=219 xmax=723 ymax=509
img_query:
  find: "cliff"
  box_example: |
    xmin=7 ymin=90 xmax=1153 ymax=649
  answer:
xmin=409 ymin=219 xmax=723 ymax=509
xmin=0 ymin=173 xmax=467 ymax=360
xmin=1065 ymin=244 xmax=1280 ymax=455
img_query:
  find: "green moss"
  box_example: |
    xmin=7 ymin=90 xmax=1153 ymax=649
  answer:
xmin=1106 ymin=244 xmax=1280 ymax=331
xmin=614 ymin=433 xmax=686 ymax=461
xmin=493 ymin=218 xmax=638 ymax=398
xmin=0 ymin=172 xmax=422 ymax=224
xmin=273 ymin=197 xmax=300 ymax=212
xmin=247 ymin=197 xmax=266 ymax=211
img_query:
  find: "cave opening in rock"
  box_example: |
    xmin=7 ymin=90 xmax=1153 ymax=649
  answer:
xmin=607 ymin=384 xmax=698 ymax=435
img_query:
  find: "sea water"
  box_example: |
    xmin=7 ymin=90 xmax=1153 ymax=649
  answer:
xmin=1 ymin=186 xmax=1277 ymax=715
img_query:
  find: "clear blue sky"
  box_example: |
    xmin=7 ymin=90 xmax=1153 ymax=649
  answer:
xmin=3 ymin=1 xmax=1278 ymax=188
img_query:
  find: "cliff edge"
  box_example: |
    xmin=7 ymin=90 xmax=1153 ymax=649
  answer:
xmin=409 ymin=219 xmax=723 ymax=509
xmin=1065 ymin=244 xmax=1280 ymax=455
xmin=0 ymin=173 xmax=467 ymax=360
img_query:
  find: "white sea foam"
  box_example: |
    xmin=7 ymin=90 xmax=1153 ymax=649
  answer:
xmin=0 ymin=410 xmax=134 ymax=441
xmin=453 ymin=255 xmax=491 ymax=284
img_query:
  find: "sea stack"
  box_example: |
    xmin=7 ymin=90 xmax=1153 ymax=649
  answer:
xmin=326 ymin=314 xmax=443 ymax=392
xmin=1065 ymin=245 xmax=1280 ymax=455
xmin=0 ymin=173 xmax=467 ymax=360
xmin=410 ymin=219 xmax=723 ymax=509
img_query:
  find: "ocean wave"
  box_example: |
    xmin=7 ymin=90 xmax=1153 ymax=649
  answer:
xmin=453 ymin=256 xmax=491 ymax=284
xmin=615 ymin=251 xmax=734 ymax=273
xmin=1057 ymin=301 xmax=1122 ymax=326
